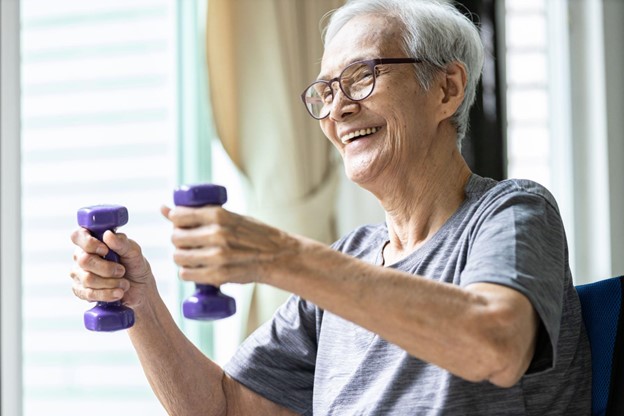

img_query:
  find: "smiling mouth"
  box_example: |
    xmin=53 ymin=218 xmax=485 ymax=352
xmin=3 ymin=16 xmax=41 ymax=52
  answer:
xmin=341 ymin=126 xmax=382 ymax=144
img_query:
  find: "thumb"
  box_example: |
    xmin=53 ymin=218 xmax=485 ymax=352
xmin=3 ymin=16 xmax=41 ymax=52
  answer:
xmin=102 ymin=231 xmax=151 ymax=280
xmin=102 ymin=230 xmax=134 ymax=258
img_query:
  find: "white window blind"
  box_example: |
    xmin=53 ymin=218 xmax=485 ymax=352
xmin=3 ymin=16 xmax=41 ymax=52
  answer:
xmin=21 ymin=0 xmax=178 ymax=414
xmin=504 ymin=0 xmax=551 ymax=188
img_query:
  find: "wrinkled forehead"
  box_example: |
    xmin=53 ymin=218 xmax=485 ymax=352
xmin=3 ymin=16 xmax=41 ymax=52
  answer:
xmin=319 ymin=14 xmax=405 ymax=79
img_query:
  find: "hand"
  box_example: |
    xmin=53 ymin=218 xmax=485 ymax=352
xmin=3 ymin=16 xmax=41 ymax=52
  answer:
xmin=161 ymin=205 xmax=299 ymax=287
xmin=70 ymin=228 xmax=155 ymax=309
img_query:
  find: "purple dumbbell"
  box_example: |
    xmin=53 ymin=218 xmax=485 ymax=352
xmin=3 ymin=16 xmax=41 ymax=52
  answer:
xmin=77 ymin=204 xmax=135 ymax=331
xmin=174 ymin=184 xmax=236 ymax=320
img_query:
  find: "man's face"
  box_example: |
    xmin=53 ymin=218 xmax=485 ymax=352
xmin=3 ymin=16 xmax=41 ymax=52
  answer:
xmin=319 ymin=14 xmax=441 ymax=187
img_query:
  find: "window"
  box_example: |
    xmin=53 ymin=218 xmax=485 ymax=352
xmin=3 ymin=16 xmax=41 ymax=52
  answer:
xmin=504 ymin=0 xmax=550 ymax=187
xmin=21 ymin=0 xmax=178 ymax=414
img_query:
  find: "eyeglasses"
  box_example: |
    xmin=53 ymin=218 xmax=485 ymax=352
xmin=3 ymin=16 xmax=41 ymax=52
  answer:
xmin=300 ymin=58 xmax=422 ymax=120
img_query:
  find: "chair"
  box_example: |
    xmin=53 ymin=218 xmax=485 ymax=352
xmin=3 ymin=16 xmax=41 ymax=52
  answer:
xmin=576 ymin=275 xmax=624 ymax=416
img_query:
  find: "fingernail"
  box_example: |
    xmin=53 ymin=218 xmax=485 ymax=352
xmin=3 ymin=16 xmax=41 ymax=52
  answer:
xmin=96 ymin=246 xmax=107 ymax=257
xmin=113 ymin=289 xmax=124 ymax=299
xmin=115 ymin=265 xmax=125 ymax=276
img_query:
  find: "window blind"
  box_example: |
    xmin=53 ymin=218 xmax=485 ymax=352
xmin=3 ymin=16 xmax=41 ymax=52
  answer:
xmin=21 ymin=0 xmax=178 ymax=414
xmin=504 ymin=0 xmax=551 ymax=187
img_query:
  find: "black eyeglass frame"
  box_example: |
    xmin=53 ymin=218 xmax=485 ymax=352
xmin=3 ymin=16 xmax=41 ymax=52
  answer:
xmin=300 ymin=57 xmax=423 ymax=120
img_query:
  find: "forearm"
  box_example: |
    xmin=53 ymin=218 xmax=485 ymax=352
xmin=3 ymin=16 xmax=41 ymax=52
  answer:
xmin=269 ymin=241 xmax=473 ymax=355
xmin=266 ymin=238 xmax=537 ymax=386
xmin=128 ymin=285 xmax=297 ymax=416
xmin=128 ymin=287 xmax=227 ymax=416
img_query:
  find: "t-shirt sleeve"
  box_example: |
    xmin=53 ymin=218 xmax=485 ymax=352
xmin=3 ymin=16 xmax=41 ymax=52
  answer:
xmin=460 ymin=186 xmax=567 ymax=373
xmin=223 ymin=294 xmax=319 ymax=415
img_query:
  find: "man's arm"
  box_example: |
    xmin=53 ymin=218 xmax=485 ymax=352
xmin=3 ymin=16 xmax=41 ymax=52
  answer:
xmin=265 ymin=242 xmax=539 ymax=388
xmin=128 ymin=290 xmax=298 ymax=416
xmin=71 ymin=228 xmax=297 ymax=416
xmin=165 ymin=204 xmax=540 ymax=388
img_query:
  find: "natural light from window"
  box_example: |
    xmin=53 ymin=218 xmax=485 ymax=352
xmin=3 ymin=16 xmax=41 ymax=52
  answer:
xmin=21 ymin=0 xmax=177 ymax=414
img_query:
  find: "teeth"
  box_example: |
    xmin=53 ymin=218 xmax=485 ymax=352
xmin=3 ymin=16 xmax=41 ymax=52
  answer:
xmin=341 ymin=126 xmax=379 ymax=143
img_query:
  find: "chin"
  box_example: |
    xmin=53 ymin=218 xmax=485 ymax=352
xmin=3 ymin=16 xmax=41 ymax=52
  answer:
xmin=343 ymin=151 xmax=392 ymax=190
xmin=344 ymin=164 xmax=375 ymax=187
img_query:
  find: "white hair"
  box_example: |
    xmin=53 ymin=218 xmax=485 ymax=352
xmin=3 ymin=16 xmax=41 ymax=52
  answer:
xmin=322 ymin=0 xmax=485 ymax=147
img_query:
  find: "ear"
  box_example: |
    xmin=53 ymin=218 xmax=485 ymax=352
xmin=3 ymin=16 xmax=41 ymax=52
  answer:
xmin=436 ymin=61 xmax=468 ymax=122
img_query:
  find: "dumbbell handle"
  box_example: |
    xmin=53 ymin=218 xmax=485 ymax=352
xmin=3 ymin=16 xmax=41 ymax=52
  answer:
xmin=174 ymin=184 xmax=236 ymax=320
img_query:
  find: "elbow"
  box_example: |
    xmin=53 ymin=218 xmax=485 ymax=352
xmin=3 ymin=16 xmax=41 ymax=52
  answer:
xmin=456 ymin=284 xmax=540 ymax=388
xmin=462 ymin=349 xmax=528 ymax=388
xmin=486 ymin=358 xmax=528 ymax=388
xmin=467 ymin=307 xmax=538 ymax=388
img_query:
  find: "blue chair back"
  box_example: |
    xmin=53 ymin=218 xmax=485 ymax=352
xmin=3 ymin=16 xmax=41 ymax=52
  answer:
xmin=576 ymin=275 xmax=624 ymax=416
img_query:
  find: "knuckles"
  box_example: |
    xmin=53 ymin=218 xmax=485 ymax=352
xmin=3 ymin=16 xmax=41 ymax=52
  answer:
xmin=177 ymin=267 xmax=195 ymax=281
xmin=74 ymin=251 xmax=95 ymax=269
xmin=172 ymin=246 xmax=227 ymax=267
xmin=212 ymin=207 xmax=229 ymax=223
xmin=178 ymin=266 xmax=226 ymax=286
xmin=83 ymin=287 xmax=118 ymax=302
xmin=170 ymin=206 xmax=230 ymax=228
xmin=81 ymin=273 xmax=98 ymax=288
xmin=172 ymin=250 xmax=189 ymax=265
xmin=170 ymin=224 xmax=230 ymax=250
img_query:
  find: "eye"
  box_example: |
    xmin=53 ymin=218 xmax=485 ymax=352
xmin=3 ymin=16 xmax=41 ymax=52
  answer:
xmin=321 ymin=86 xmax=333 ymax=103
xmin=309 ymin=82 xmax=332 ymax=102
xmin=343 ymin=62 xmax=374 ymax=84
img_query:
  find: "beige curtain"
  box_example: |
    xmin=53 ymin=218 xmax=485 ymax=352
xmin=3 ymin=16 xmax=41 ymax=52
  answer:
xmin=207 ymin=0 xmax=345 ymax=336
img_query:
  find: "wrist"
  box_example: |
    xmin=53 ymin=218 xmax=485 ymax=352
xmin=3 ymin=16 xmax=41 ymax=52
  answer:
xmin=129 ymin=277 xmax=162 ymax=324
xmin=262 ymin=235 xmax=326 ymax=291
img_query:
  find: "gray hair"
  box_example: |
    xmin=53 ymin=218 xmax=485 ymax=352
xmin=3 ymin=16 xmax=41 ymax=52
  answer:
xmin=322 ymin=0 xmax=485 ymax=147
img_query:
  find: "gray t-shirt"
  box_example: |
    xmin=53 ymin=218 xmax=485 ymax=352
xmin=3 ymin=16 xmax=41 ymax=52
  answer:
xmin=224 ymin=174 xmax=591 ymax=415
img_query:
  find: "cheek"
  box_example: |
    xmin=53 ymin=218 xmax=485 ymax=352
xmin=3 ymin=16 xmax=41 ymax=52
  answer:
xmin=319 ymin=121 xmax=333 ymax=140
xmin=385 ymin=113 xmax=408 ymax=150
xmin=320 ymin=121 xmax=342 ymax=149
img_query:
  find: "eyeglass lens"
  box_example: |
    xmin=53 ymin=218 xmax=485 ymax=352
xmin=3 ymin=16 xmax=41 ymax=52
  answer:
xmin=303 ymin=61 xmax=375 ymax=119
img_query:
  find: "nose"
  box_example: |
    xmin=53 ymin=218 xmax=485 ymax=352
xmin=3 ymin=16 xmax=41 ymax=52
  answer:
xmin=329 ymin=88 xmax=359 ymax=121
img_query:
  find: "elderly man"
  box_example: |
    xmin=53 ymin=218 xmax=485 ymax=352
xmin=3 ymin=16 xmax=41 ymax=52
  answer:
xmin=70 ymin=0 xmax=591 ymax=414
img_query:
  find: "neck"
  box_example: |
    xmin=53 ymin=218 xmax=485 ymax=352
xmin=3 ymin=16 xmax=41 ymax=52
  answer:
xmin=377 ymin=145 xmax=472 ymax=263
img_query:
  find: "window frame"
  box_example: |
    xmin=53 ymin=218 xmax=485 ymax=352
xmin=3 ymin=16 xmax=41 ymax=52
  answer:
xmin=1 ymin=0 xmax=23 ymax=414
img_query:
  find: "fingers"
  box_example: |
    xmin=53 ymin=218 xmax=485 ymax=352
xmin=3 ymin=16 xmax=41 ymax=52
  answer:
xmin=178 ymin=265 xmax=224 ymax=284
xmin=70 ymin=222 xmax=155 ymax=309
xmin=70 ymin=266 xmax=129 ymax=302
xmin=173 ymin=245 xmax=267 ymax=286
xmin=163 ymin=205 xmax=291 ymax=285
xmin=171 ymin=224 xmax=227 ymax=249
xmin=177 ymin=263 xmax=245 ymax=286
xmin=101 ymin=231 xmax=133 ymax=258
xmin=71 ymin=227 xmax=133 ymax=261
xmin=160 ymin=204 xmax=172 ymax=221
xmin=167 ymin=208 xmax=274 ymax=252
xmin=166 ymin=205 xmax=231 ymax=229
xmin=71 ymin=283 xmax=125 ymax=302
xmin=71 ymin=228 xmax=109 ymax=257
xmin=173 ymin=246 xmax=226 ymax=268
xmin=71 ymin=228 xmax=132 ymax=302
xmin=73 ymin=247 xmax=126 ymax=278
xmin=71 ymin=247 xmax=128 ymax=302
